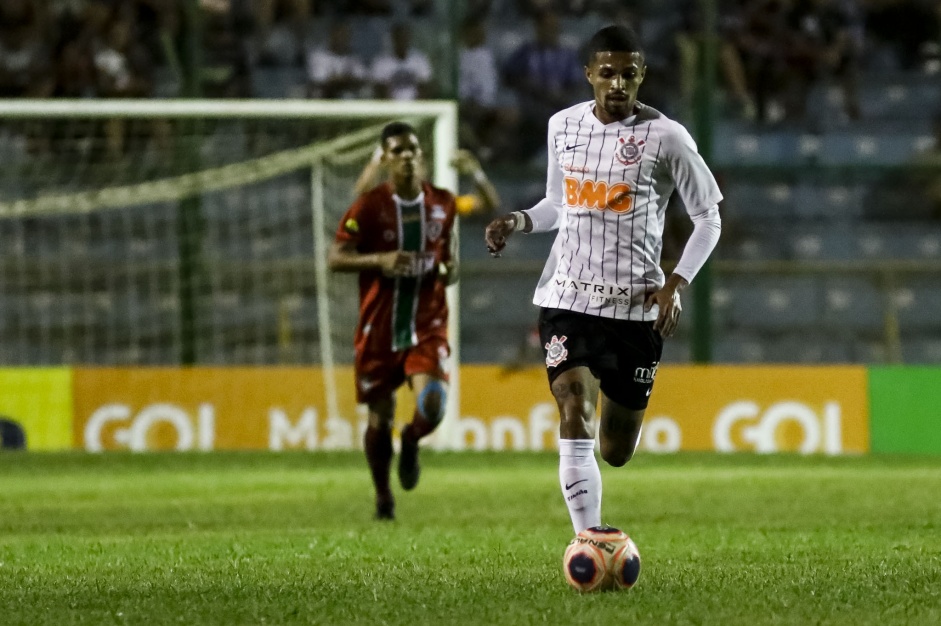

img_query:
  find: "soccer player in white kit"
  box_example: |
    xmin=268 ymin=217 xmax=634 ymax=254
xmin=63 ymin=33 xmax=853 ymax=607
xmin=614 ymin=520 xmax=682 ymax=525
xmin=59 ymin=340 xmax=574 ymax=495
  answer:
xmin=485 ymin=25 xmax=722 ymax=534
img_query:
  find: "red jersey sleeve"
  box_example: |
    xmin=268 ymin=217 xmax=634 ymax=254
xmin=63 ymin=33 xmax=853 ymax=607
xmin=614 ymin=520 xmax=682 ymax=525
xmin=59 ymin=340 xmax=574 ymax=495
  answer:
xmin=335 ymin=195 xmax=370 ymax=248
xmin=439 ymin=191 xmax=458 ymax=264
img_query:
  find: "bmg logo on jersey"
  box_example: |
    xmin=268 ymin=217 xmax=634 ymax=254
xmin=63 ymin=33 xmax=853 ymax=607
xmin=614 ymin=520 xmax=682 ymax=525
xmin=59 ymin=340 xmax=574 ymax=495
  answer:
xmin=563 ymin=177 xmax=633 ymax=213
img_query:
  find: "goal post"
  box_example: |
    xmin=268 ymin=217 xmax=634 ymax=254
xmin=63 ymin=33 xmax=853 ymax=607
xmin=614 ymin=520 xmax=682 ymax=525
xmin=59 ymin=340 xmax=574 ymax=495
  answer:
xmin=0 ymin=99 xmax=460 ymax=446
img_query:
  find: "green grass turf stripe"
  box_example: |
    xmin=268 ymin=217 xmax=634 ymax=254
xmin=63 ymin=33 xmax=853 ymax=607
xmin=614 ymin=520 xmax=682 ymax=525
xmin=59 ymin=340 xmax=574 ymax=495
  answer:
xmin=0 ymin=452 xmax=939 ymax=625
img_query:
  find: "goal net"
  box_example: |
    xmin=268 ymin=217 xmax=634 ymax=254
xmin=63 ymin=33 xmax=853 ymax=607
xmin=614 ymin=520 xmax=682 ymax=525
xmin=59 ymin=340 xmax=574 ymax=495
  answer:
xmin=0 ymin=99 xmax=458 ymax=429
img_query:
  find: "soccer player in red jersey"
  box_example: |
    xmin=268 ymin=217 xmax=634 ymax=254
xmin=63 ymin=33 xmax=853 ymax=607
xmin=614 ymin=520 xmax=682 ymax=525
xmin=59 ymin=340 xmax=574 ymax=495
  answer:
xmin=328 ymin=121 xmax=459 ymax=520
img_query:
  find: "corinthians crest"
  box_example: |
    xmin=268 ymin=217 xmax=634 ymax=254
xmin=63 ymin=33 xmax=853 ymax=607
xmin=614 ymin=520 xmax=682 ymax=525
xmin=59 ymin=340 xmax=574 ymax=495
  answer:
xmin=545 ymin=335 xmax=569 ymax=368
xmin=615 ymin=135 xmax=645 ymax=166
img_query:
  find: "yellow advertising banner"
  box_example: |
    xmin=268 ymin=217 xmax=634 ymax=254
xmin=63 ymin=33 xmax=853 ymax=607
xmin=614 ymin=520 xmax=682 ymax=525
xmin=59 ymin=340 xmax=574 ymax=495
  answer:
xmin=446 ymin=365 xmax=870 ymax=454
xmin=645 ymin=366 xmax=870 ymax=454
xmin=71 ymin=365 xmax=870 ymax=454
xmin=0 ymin=368 xmax=73 ymax=451
xmin=72 ymin=368 xmax=364 ymax=452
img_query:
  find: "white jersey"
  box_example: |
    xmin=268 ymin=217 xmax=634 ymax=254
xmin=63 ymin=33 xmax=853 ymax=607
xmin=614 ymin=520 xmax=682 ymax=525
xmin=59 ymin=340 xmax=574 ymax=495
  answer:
xmin=525 ymin=101 xmax=723 ymax=321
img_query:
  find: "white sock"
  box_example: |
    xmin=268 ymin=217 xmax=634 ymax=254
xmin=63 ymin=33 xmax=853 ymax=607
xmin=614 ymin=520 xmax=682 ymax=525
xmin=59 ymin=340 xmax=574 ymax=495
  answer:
xmin=559 ymin=438 xmax=602 ymax=534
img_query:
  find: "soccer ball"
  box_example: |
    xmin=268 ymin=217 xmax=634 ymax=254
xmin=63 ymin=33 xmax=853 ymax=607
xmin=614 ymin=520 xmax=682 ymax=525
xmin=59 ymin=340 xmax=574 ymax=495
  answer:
xmin=562 ymin=525 xmax=641 ymax=592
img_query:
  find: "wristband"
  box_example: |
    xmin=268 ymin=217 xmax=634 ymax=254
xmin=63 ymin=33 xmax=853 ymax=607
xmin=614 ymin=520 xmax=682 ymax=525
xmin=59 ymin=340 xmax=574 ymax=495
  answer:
xmin=510 ymin=211 xmax=526 ymax=232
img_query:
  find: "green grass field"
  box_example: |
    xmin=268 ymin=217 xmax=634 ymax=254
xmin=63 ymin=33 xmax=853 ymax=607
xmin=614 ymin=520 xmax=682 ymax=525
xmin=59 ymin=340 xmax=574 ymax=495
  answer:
xmin=1 ymin=451 xmax=939 ymax=626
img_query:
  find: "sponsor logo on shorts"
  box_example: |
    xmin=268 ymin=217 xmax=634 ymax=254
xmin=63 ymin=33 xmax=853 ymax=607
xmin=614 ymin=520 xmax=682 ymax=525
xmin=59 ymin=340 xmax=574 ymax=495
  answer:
xmin=545 ymin=335 xmax=569 ymax=368
xmin=634 ymin=361 xmax=659 ymax=384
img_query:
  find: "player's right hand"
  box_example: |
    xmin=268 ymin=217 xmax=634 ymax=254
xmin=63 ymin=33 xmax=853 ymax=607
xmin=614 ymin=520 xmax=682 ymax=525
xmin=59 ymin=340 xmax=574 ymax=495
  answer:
xmin=484 ymin=215 xmax=516 ymax=258
xmin=378 ymin=251 xmax=418 ymax=277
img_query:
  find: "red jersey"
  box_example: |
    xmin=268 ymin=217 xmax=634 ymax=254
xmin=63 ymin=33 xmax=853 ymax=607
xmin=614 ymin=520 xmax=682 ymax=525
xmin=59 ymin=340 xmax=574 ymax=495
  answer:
xmin=335 ymin=181 xmax=456 ymax=357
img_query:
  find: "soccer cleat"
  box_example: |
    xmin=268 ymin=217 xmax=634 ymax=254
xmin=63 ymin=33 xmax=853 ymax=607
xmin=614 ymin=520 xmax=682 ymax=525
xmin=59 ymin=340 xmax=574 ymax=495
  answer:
xmin=398 ymin=435 xmax=421 ymax=491
xmin=375 ymin=495 xmax=395 ymax=521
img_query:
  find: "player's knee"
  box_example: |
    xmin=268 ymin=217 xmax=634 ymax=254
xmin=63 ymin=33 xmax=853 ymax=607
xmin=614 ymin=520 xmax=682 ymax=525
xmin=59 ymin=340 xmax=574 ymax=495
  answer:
xmin=367 ymin=398 xmax=395 ymax=430
xmin=600 ymin=434 xmax=637 ymax=467
xmin=417 ymin=380 xmax=446 ymax=425
xmin=601 ymin=445 xmax=633 ymax=468
xmin=559 ymin=406 xmax=594 ymax=440
xmin=558 ymin=398 xmax=593 ymax=424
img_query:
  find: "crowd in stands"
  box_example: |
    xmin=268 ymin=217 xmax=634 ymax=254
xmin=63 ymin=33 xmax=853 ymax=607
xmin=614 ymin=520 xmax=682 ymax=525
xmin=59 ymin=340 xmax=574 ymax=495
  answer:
xmin=1 ymin=0 xmax=939 ymax=160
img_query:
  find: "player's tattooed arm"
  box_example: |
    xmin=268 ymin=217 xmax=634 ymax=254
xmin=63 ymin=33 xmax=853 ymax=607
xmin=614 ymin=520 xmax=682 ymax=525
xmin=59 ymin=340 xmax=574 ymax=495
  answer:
xmin=484 ymin=212 xmax=532 ymax=257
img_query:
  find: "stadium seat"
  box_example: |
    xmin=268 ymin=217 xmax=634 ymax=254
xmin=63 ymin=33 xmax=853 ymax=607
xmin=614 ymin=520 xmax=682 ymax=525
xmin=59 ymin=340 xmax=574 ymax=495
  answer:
xmin=702 ymin=283 xmax=734 ymax=331
xmin=784 ymin=227 xmax=855 ymax=260
xmin=766 ymin=333 xmax=852 ymax=363
xmin=716 ymin=232 xmax=787 ymax=261
xmin=713 ymin=331 xmax=767 ymax=363
xmin=901 ymin=335 xmax=941 ymax=364
xmin=857 ymin=73 xmax=941 ymax=120
xmin=793 ymin=183 xmax=866 ymax=221
xmin=724 ymin=183 xmax=793 ymax=220
xmin=728 ymin=276 xmax=822 ymax=331
xmin=820 ymin=277 xmax=885 ymax=333
xmin=713 ymin=131 xmax=801 ymax=166
xmin=817 ymin=132 xmax=926 ymax=166
xmin=896 ymin=282 xmax=941 ymax=331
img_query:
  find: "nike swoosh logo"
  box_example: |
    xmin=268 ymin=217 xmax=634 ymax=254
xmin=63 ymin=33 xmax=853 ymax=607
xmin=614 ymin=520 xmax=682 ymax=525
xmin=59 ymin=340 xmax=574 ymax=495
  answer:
xmin=646 ymin=388 xmax=652 ymax=396
xmin=565 ymin=479 xmax=588 ymax=490
xmin=564 ymin=144 xmax=584 ymax=151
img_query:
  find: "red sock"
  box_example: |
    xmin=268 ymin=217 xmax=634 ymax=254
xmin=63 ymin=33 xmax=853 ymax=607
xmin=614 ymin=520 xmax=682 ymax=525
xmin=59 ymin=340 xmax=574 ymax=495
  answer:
xmin=402 ymin=412 xmax=436 ymax=444
xmin=364 ymin=425 xmax=393 ymax=498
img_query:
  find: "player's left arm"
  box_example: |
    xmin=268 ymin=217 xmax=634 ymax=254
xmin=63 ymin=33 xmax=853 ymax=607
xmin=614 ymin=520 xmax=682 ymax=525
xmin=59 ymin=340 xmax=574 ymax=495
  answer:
xmin=438 ymin=200 xmax=459 ymax=285
xmin=485 ymin=119 xmax=563 ymax=255
xmin=353 ymin=146 xmax=384 ymax=197
xmin=451 ymin=149 xmax=501 ymax=215
xmin=644 ymin=125 xmax=723 ymax=337
xmin=439 ymin=231 xmax=459 ymax=285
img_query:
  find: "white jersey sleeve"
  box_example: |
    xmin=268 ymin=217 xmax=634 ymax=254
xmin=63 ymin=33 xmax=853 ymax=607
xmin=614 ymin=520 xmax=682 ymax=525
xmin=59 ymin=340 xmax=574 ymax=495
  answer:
xmin=673 ymin=204 xmax=721 ymax=283
xmin=523 ymin=122 xmax=565 ymax=232
xmin=662 ymin=123 xmax=723 ymax=216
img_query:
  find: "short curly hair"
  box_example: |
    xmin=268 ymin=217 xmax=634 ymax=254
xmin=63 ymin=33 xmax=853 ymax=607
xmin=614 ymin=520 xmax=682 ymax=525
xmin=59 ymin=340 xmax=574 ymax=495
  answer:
xmin=583 ymin=25 xmax=644 ymax=65
xmin=380 ymin=121 xmax=418 ymax=146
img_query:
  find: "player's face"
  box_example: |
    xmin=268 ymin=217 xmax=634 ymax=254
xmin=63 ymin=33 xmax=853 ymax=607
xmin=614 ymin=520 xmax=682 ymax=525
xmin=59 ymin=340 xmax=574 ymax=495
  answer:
xmin=382 ymin=133 xmax=423 ymax=181
xmin=586 ymin=51 xmax=646 ymax=122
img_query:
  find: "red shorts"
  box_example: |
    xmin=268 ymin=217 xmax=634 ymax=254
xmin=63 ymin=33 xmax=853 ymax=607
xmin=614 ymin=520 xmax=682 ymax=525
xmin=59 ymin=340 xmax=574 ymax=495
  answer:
xmin=354 ymin=335 xmax=450 ymax=404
